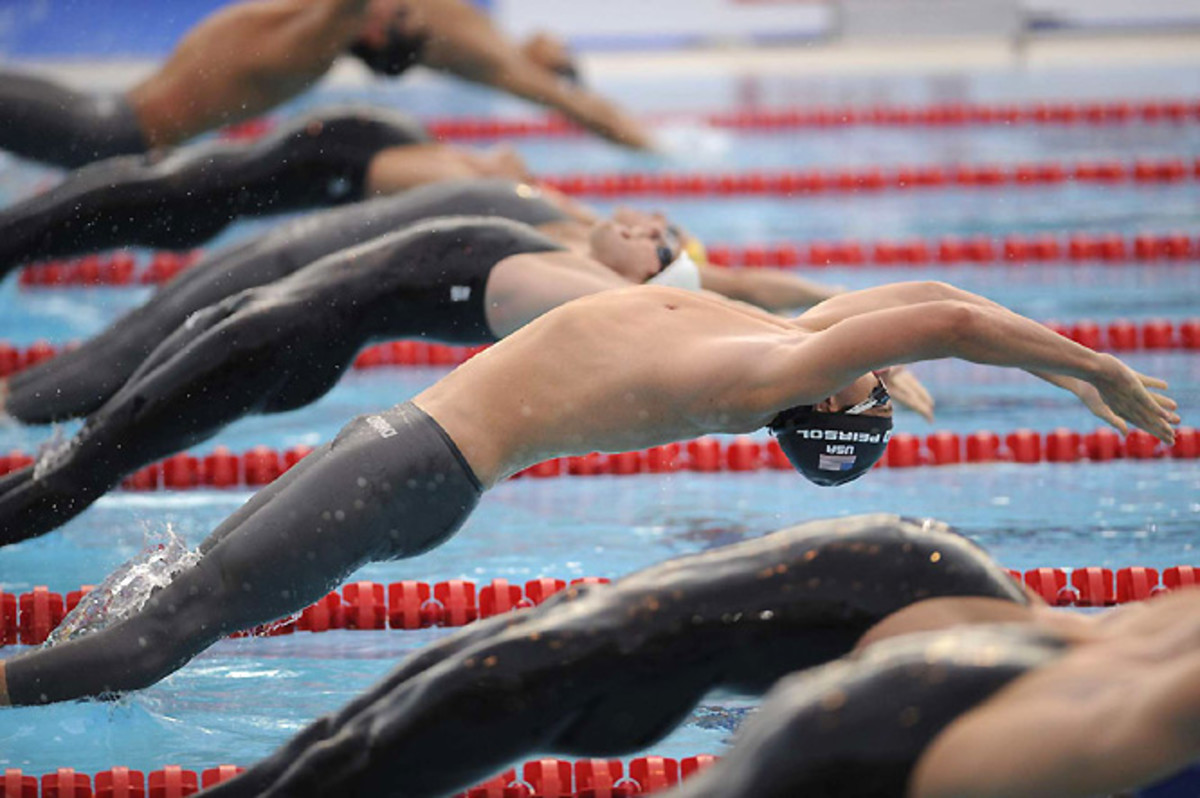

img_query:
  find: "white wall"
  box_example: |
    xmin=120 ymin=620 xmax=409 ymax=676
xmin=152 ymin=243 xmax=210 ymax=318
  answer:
xmin=494 ymin=0 xmax=1200 ymax=49
xmin=493 ymin=0 xmax=831 ymax=44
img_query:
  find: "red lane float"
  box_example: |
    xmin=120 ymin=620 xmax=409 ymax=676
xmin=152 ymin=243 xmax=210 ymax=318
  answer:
xmin=3 ymin=567 xmax=1196 ymax=647
xmin=705 ymin=232 xmax=1200 ymax=267
xmin=537 ymin=159 xmax=1200 ymax=199
xmin=0 ymin=428 xmax=1197 ymax=496
xmin=0 ymin=756 xmax=716 ymax=798
xmin=217 ymin=100 xmax=1200 ymax=146
xmin=15 ymin=230 xmax=1200 ymax=289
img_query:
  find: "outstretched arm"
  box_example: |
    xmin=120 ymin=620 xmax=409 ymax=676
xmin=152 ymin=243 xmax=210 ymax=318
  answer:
xmin=760 ymin=299 xmax=1178 ymax=443
xmin=409 ymin=0 xmax=653 ymax=149
xmin=698 ymin=265 xmax=842 ymax=312
xmin=790 ymin=280 xmax=1176 ymax=434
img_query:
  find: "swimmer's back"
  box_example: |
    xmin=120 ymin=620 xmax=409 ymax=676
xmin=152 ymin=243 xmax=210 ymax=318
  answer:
xmin=416 ymin=287 xmax=809 ymax=484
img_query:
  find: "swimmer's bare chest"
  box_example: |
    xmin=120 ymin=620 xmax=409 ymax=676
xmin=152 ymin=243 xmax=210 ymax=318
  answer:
xmin=417 ymin=289 xmax=797 ymax=485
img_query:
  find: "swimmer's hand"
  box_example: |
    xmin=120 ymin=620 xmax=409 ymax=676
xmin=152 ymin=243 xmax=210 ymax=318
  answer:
xmin=1089 ymin=355 xmax=1179 ymax=444
xmin=880 ymin=366 xmax=935 ymax=422
xmin=568 ymin=92 xmax=656 ymax=151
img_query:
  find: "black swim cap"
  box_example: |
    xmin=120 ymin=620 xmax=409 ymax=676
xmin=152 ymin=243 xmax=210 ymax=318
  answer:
xmin=349 ymin=22 xmax=428 ymax=77
xmin=769 ymin=405 xmax=893 ymax=486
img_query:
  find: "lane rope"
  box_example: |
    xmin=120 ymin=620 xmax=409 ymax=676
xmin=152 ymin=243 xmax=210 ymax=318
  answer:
xmin=3 ymin=567 xmax=1196 ymax=647
xmin=13 ymin=231 xmax=1200 ymax=290
xmin=538 ymin=158 xmax=1200 ymax=198
xmin=0 ymin=427 xmax=1196 ymax=500
xmin=1 ymin=755 xmax=723 ymax=797
xmin=215 ymin=99 xmax=1200 ymax=144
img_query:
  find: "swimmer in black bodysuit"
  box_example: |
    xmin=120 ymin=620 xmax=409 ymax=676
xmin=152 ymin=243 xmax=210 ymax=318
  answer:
xmin=178 ymin=515 xmax=1200 ymax=798
xmin=0 ymin=212 xmax=862 ymax=545
xmin=0 ymin=107 xmax=542 ymax=283
xmin=1 ymin=178 xmax=840 ymax=424
xmin=2 ymin=515 xmax=1026 ymax=742
xmin=0 ymin=0 xmax=647 ymax=168
xmin=0 ymin=284 xmax=1175 ymax=706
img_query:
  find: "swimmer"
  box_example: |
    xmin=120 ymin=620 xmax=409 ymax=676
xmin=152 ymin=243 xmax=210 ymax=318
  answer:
xmin=0 ymin=284 xmax=1175 ymax=704
xmin=0 ymin=107 xmax=542 ymax=282
xmin=0 ymin=215 xmax=871 ymax=543
xmin=0 ymin=0 xmax=648 ymax=169
xmin=189 ymin=514 xmax=1029 ymax=797
xmin=191 ymin=521 xmax=1200 ymax=798
xmin=3 ymin=179 xmax=838 ymax=422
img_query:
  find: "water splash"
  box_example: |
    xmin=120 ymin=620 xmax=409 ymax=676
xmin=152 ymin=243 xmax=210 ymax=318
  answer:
xmin=45 ymin=525 xmax=201 ymax=646
xmin=32 ymin=424 xmax=73 ymax=480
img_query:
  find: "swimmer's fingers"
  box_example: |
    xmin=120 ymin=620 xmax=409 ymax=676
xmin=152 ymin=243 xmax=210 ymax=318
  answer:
xmin=1138 ymin=372 xmax=1169 ymax=391
xmin=1150 ymin=391 xmax=1182 ymax=423
xmin=1094 ymin=357 xmax=1177 ymax=445
xmin=1073 ymin=383 xmax=1127 ymax=435
xmin=1112 ymin=390 xmax=1176 ymax=445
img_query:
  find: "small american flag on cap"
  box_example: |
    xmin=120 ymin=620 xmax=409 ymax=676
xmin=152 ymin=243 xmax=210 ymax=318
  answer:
xmin=818 ymin=453 xmax=857 ymax=471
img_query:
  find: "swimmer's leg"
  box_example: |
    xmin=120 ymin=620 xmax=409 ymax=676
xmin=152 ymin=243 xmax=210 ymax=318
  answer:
xmin=0 ymin=293 xmax=355 ymax=546
xmin=0 ymin=69 xmax=147 ymax=168
xmin=3 ymin=404 xmax=481 ymax=704
xmin=0 ymin=109 xmax=426 ymax=279
xmin=3 ymin=237 xmax=287 ymax=423
xmin=205 ymin=583 xmax=724 ymax=798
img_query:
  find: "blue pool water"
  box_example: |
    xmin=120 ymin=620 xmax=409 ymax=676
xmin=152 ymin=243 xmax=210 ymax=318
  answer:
xmin=1 ymin=64 xmax=1199 ymax=781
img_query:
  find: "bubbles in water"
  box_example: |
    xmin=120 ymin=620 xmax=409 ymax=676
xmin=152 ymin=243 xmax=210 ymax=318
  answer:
xmin=45 ymin=525 xmax=201 ymax=647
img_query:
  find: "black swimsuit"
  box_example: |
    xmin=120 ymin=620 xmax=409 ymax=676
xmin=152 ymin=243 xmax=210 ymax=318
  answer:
xmin=5 ymin=402 xmax=481 ymax=706
xmin=0 ymin=67 xmax=148 ymax=168
xmin=0 ymin=217 xmax=564 ymax=548
xmin=0 ymin=106 xmax=427 ymax=282
xmin=4 ymin=179 xmax=570 ymax=423
xmin=672 ymin=626 xmax=1066 ymax=798
xmin=176 ymin=514 xmax=1030 ymax=797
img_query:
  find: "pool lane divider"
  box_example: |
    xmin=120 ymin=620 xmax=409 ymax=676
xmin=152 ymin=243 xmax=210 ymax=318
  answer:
xmin=0 ymin=427 xmax=1197 ymax=500
xmin=539 ymin=158 xmax=1200 ymax=198
xmin=13 ymin=231 xmax=1200 ymax=289
xmin=214 ymin=99 xmax=1200 ymax=145
xmin=3 ymin=567 xmax=1197 ymax=648
xmin=2 ymin=755 xmax=722 ymax=797
xmin=0 ymin=426 xmax=1197 ymax=497
xmin=3 ymin=317 xmax=1200 ymax=380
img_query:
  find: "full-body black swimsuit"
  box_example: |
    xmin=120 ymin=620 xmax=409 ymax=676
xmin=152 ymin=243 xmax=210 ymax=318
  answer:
xmin=668 ymin=626 xmax=1066 ymax=798
xmin=0 ymin=27 xmax=425 ymax=169
xmin=0 ymin=106 xmax=427 ymax=282
xmin=0 ymin=68 xmax=148 ymax=168
xmin=0 ymin=217 xmax=563 ymax=546
xmin=187 ymin=514 xmax=1030 ymax=798
xmin=5 ymin=179 xmax=570 ymax=423
xmin=5 ymin=401 xmax=483 ymax=706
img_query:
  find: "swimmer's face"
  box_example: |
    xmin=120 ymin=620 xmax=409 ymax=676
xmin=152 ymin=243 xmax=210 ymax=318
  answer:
xmin=587 ymin=221 xmax=677 ymax=283
xmin=816 ymin=373 xmax=894 ymax=419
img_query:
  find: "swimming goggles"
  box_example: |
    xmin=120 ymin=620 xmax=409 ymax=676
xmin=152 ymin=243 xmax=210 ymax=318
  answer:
xmin=843 ymin=379 xmax=891 ymax=416
xmin=656 ymin=226 xmax=683 ymax=270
